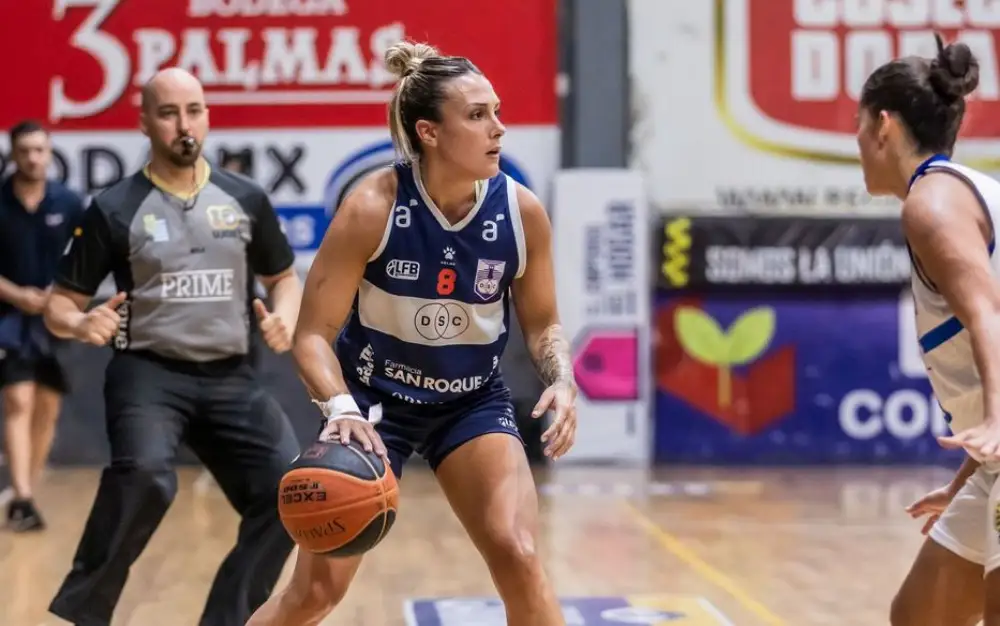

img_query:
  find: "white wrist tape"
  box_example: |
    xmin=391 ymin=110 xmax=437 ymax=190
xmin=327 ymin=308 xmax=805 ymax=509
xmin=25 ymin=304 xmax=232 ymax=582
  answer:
xmin=312 ymin=394 xmax=382 ymax=425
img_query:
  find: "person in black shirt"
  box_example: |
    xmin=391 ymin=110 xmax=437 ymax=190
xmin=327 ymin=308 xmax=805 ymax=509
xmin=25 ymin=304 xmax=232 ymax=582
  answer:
xmin=42 ymin=68 xmax=302 ymax=626
xmin=0 ymin=121 xmax=86 ymax=531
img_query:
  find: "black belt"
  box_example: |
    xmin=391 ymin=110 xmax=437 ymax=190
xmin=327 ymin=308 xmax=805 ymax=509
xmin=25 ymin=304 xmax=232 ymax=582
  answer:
xmin=116 ymin=349 xmax=251 ymax=377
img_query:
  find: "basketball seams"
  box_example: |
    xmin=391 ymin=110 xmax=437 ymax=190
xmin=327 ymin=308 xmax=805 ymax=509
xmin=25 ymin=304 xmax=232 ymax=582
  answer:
xmin=344 ymin=444 xmax=395 ymax=544
xmin=345 ymin=444 xmax=389 ymax=509
xmin=279 ymin=441 xmax=399 ymax=556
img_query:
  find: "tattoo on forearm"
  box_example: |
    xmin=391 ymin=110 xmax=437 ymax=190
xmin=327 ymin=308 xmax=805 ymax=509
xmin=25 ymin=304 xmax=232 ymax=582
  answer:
xmin=532 ymin=324 xmax=574 ymax=386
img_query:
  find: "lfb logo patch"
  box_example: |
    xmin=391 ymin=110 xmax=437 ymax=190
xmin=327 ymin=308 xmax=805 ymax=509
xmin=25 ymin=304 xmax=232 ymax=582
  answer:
xmin=473 ymin=259 xmax=506 ymax=301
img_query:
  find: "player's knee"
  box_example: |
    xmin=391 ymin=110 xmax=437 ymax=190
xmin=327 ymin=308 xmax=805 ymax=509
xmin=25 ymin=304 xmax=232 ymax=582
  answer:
xmin=2 ymin=387 xmax=33 ymax=420
xmin=481 ymin=522 xmax=541 ymax=576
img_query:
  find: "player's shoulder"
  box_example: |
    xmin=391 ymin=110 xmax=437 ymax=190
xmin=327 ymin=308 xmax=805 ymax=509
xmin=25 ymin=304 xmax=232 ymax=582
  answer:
xmin=208 ymin=166 xmax=270 ymax=211
xmin=510 ymin=177 xmax=543 ymax=213
xmin=903 ymin=169 xmax=986 ymax=241
xmin=318 ymin=165 xmax=398 ymax=261
xmin=509 ymin=177 xmax=550 ymax=239
xmin=89 ymin=170 xmax=155 ymax=218
xmin=337 ymin=165 xmax=398 ymax=227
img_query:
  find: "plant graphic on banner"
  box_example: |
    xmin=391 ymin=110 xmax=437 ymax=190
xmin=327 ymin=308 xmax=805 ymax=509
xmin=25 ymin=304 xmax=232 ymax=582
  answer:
xmin=656 ymin=299 xmax=795 ymax=436
xmin=675 ymin=306 xmax=775 ymax=407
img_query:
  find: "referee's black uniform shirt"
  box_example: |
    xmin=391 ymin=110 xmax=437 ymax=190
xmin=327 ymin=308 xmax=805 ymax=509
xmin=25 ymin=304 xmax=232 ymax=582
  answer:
xmin=47 ymin=163 xmax=299 ymax=626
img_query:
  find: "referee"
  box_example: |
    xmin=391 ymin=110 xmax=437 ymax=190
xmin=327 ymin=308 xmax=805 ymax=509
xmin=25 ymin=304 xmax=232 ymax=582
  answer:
xmin=43 ymin=68 xmax=300 ymax=626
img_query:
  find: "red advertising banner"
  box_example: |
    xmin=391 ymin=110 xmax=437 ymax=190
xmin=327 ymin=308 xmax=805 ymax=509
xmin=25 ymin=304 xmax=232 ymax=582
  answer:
xmin=739 ymin=0 xmax=1000 ymax=138
xmin=1 ymin=0 xmax=557 ymax=130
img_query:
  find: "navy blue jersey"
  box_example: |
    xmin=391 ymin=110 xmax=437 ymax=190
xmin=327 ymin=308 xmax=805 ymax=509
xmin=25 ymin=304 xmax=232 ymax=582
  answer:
xmin=0 ymin=177 xmax=86 ymax=355
xmin=336 ymin=162 xmax=527 ymax=404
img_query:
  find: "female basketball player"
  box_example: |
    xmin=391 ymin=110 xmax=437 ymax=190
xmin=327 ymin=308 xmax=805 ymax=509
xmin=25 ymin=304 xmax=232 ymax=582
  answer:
xmin=246 ymin=42 xmax=575 ymax=626
xmin=856 ymin=34 xmax=1000 ymax=625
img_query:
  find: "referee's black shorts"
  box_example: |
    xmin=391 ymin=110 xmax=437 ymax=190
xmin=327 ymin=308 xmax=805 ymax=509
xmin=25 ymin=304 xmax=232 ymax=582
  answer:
xmin=49 ymin=350 xmax=299 ymax=626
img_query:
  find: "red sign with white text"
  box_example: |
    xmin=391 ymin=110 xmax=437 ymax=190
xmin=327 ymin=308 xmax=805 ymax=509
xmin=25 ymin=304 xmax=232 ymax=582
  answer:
xmin=718 ymin=0 xmax=1000 ymax=162
xmin=745 ymin=0 xmax=1000 ymax=136
xmin=2 ymin=0 xmax=557 ymax=130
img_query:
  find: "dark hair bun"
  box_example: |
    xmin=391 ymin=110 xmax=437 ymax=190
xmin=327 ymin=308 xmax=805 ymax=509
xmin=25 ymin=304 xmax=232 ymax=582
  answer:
xmin=929 ymin=33 xmax=980 ymax=101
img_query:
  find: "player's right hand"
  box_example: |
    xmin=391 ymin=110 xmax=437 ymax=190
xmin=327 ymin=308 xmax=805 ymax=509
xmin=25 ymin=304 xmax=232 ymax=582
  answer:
xmin=73 ymin=292 xmax=128 ymax=346
xmin=905 ymin=484 xmax=956 ymax=535
xmin=319 ymin=415 xmax=389 ymax=462
xmin=939 ymin=420 xmax=1000 ymax=464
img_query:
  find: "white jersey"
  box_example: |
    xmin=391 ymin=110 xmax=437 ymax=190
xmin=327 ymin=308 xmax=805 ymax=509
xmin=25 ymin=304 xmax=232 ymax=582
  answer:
xmin=910 ymin=159 xmax=1000 ymax=446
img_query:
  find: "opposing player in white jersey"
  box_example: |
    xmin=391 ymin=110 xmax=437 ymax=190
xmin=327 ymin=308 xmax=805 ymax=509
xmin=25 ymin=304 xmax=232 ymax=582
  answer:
xmin=857 ymin=35 xmax=1000 ymax=624
xmin=246 ymin=41 xmax=575 ymax=626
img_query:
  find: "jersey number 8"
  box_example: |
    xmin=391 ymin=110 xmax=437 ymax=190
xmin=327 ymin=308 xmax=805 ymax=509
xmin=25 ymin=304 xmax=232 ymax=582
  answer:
xmin=437 ymin=268 xmax=456 ymax=296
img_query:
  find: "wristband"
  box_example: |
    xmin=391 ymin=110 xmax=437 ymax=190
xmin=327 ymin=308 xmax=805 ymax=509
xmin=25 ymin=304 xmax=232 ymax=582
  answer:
xmin=312 ymin=394 xmax=383 ymax=425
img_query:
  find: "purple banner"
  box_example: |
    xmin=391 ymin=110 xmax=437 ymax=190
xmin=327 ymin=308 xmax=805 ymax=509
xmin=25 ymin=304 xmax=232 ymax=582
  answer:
xmin=653 ymin=292 xmax=964 ymax=465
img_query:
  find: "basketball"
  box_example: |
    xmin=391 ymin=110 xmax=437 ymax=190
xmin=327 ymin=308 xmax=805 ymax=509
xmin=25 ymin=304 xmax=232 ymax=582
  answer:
xmin=278 ymin=440 xmax=399 ymax=557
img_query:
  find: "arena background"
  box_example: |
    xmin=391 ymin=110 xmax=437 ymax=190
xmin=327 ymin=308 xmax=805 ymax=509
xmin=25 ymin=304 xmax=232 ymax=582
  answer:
xmin=0 ymin=0 xmax=972 ymax=468
xmin=0 ymin=1 xmax=992 ymax=623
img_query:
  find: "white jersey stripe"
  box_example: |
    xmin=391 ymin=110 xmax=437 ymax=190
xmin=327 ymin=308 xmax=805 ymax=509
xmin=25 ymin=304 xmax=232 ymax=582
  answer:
xmin=357 ymin=279 xmax=507 ymax=347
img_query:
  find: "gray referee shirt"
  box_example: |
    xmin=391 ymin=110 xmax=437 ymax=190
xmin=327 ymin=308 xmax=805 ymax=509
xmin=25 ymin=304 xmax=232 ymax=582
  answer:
xmin=54 ymin=163 xmax=294 ymax=363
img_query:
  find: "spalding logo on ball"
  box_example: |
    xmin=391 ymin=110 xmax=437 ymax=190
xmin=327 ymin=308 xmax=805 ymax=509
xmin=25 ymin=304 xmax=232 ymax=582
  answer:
xmin=278 ymin=440 xmax=399 ymax=557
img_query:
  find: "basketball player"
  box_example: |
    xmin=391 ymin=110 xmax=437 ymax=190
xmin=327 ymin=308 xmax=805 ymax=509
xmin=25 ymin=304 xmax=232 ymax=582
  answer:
xmin=246 ymin=41 xmax=576 ymax=626
xmin=0 ymin=121 xmax=86 ymax=531
xmin=856 ymin=35 xmax=1000 ymax=625
xmin=43 ymin=68 xmax=301 ymax=626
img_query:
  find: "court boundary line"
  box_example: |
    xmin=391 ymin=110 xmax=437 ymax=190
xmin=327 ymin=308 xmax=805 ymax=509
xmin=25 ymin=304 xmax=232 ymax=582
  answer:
xmin=698 ymin=596 xmax=737 ymax=626
xmin=622 ymin=500 xmax=787 ymax=626
xmin=402 ymin=595 xmax=734 ymax=625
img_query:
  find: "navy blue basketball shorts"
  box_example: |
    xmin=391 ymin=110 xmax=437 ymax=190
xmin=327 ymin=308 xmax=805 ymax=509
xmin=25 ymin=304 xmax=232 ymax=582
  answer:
xmin=0 ymin=349 xmax=69 ymax=394
xmin=344 ymin=375 xmax=523 ymax=480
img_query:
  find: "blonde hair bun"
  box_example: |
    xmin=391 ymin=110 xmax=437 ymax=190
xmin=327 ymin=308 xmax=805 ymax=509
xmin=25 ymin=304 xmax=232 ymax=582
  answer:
xmin=384 ymin=41 xmax=439 ymax=79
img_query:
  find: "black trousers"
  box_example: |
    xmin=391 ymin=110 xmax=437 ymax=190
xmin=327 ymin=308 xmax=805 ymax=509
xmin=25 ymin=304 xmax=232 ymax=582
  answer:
xmin=49 ymin=351 xmax=299 ymax=626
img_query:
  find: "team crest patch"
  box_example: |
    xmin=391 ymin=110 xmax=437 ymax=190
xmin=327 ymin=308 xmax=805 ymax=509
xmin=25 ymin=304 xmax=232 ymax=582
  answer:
xmin=206 ymin=205 xmax=241 ymax=230
xmin=473 ymin=259 xmax=506 ymax=301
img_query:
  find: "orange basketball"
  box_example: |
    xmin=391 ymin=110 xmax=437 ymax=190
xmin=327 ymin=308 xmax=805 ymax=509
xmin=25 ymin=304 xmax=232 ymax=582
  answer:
xmin=278 ymin=440 xmax=399 ymax=557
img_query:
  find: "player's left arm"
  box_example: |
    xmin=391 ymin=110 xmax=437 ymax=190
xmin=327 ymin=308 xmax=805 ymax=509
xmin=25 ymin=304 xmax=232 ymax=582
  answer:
xmin=510 ymin=184 xmax=577 ymax=460
xmin=904 ymin=174 xmax=1000 ymax=457
xmin=247 ymin=190 xmax=302 ymax=353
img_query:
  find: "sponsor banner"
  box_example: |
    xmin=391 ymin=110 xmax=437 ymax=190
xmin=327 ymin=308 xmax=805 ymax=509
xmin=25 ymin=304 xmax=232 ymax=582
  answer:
xmin=1 ymin=0 xmax=556 ymax=130
xmin=653 ymin=290 xmax=964 ymax=464
xmin=405 ymin=596 xmax=730 ymax=626
xmin=657 ymin=215 xmax=910 ymax=291
xmin=551 ymin=170 xmax=651 ymax=463
xmin=0 ymin=0 xmax=560 ymax=277
xmin=628 ymin=0 xmax=1000 ymax=215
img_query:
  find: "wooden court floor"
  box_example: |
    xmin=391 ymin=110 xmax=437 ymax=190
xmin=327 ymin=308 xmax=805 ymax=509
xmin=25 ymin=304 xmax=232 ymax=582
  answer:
xmin=0 ymin=463 xmax=957 ymax=626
